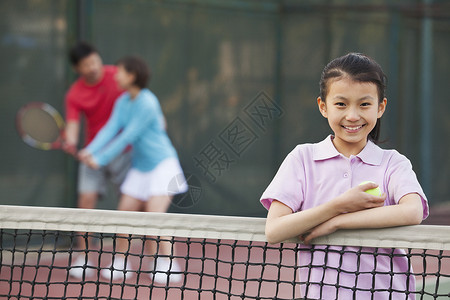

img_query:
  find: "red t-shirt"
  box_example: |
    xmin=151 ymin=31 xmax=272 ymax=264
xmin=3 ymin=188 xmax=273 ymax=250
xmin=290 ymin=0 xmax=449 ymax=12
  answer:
xmin=65 ymin=65 xmax=124 ymax=145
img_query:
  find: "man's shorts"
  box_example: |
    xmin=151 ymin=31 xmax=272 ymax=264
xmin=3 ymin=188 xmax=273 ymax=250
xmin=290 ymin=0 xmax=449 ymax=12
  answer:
xmin=78 ymin=151 xmax=132 ymax=196
xmin=121 ymin=157 xmax=188 ymax=201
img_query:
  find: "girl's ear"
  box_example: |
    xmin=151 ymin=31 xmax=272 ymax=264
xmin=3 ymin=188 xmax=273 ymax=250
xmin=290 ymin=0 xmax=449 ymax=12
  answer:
xmin=377 ymin=98 xmax=387 ymax=118
xmin=317 ymin=97 xmax=328 ymax=118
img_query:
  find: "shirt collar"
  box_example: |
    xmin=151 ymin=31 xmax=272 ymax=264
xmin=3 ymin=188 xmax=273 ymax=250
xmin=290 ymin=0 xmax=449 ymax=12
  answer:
xmin=356 ymin=139 xmax=383 ymax=165
xmin=313 ymin=135 xmax=383 ymax=166
xmin=313 ymin=135 xmax=340 ymax=160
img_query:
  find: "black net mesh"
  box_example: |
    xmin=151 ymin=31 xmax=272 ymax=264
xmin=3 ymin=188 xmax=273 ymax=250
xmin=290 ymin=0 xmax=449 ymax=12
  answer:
xmin=1 ymin=206 xmax=449 ymax=299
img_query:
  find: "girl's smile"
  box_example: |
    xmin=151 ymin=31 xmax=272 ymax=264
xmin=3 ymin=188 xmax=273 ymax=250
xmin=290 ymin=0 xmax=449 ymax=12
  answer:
xmin=318 ymin=77 xmax=387 ymax=157
xmin=342 ymin=124 xmax=365 ymax=132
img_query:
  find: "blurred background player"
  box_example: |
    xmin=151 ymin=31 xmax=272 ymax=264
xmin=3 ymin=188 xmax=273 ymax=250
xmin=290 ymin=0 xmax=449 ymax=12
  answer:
xmin=64 ymin=42 xmax=131 ymax=278
xmin=79 ymin=55 xmax=188 ymax=283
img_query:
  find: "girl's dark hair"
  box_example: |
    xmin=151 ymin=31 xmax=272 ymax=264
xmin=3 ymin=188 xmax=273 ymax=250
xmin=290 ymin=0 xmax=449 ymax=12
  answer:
xmin=319 ymin=53 xmax=387 ymax=143
xmin=69 ymin=41 xmax=98 ymax=66
xmin=116 ymin=56 xmax=151 ymax=89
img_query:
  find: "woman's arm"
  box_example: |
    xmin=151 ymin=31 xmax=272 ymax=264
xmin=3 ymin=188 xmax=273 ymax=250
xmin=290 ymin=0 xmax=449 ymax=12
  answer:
xmin=80 ymin=98 xmax=124 ymax=164
xmin=302 ymin=193 xmax=423 ymax=244
xmin=265 ymin=182 xmax=386 ymax=244
xmin=92 ymin=98 xmax=156 ymax=166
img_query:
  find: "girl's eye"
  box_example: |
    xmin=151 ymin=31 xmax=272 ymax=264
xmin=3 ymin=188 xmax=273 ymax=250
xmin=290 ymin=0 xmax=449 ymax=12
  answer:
xmin=361 ymin=102 xmax=371 ymax=107
xmin=335 ymin=102 xmax=346 ymax=107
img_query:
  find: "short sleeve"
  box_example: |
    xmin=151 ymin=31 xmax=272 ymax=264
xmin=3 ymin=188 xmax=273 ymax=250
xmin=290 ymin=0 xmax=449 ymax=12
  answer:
xmin=386 ymin=152 xmax=429 ymax=219
xmin=260 ymin=149 xmax=305 ymax=213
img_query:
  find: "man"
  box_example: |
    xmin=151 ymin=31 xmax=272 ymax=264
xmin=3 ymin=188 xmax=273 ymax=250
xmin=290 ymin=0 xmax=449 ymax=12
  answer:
xmin=64 ymin=42 xmax=131 ymax=278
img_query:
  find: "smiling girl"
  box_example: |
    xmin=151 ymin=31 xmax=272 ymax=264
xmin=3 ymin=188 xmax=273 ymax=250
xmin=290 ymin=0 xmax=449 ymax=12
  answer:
xmin=260 ymin=53 xmax=428 ymax=299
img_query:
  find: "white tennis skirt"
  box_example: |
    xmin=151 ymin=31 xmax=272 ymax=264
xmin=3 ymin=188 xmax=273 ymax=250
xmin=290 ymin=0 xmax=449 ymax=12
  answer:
xmin=121 ymin=157 xmax=188 ymax=201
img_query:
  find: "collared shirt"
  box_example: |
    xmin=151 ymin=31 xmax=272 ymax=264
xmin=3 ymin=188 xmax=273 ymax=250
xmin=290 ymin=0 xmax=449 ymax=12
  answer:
xmin=261 ymin=135 xmax=428 ymax=217
xmin=260 ymin=135 xmax=428 ymax=299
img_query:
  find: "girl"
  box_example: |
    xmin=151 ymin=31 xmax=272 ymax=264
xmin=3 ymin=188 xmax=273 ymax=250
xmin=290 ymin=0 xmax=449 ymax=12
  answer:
xmin=260 ymin=53 xmax=428 ymax=299
xmin=79 ymin=56 xmax=188 ymax=284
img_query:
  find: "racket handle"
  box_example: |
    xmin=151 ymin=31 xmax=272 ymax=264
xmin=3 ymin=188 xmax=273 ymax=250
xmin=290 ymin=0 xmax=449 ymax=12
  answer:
xmin=61 ymin=142 xmax=78 ymax=156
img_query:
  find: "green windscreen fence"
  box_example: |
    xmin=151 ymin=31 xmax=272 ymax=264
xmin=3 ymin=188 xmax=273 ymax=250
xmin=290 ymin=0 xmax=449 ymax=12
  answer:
xmin=0 ymin=0 xmax=70 ymax=207
xmin=0 ymin=0 xmax=449 ymax=216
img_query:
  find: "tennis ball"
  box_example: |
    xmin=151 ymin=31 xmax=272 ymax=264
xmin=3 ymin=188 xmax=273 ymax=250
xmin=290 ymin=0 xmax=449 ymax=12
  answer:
xmin=359 ymin=181 xmax=382 ymax=196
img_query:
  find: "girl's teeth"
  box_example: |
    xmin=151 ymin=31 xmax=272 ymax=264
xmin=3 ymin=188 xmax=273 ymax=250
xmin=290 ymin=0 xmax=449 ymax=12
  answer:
xmin=344 ymin=125 xmax=362 ymax=130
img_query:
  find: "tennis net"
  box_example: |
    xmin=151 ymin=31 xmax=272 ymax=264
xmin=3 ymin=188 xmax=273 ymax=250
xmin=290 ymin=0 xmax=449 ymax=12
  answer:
xmin=0 ymin=205 xmax=449 ymax=299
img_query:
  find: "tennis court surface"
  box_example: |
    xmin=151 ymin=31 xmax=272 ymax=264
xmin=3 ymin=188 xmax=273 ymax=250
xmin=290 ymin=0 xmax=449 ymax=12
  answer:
xmin=1 ymin=205 xmax=449 ymax=299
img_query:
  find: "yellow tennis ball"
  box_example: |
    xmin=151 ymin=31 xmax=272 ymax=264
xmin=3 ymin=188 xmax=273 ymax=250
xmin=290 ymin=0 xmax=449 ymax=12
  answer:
xmin=359 ymin=181 xmax=382 ymax=196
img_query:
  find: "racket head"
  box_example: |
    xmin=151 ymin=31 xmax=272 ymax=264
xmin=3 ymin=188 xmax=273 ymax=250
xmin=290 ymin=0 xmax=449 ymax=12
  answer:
xmin=16 ymin=102 xmax=65 ymax=150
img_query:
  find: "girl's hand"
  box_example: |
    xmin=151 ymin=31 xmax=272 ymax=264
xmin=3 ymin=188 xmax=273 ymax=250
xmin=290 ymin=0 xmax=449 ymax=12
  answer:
xmin=301 ymin=217 xmax=339 ymax=244
xmin=78 ymin=149 xmax=99 ymax=169
xmin=78 ymin=148 xmax=91 ymax=161
xmin=333 ymin=182 xmax=386 ymax=214
xmin=85 ymin=157 xmax=99 ymax=170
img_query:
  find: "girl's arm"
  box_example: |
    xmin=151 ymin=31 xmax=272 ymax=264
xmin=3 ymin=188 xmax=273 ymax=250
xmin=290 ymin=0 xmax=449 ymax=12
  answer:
xmin=302 ymin=193 xmax=423 ymax=244
xmin=84 ymin=99 xmax=123 ymax=156
xmin=266 ymin=200 xmax=338 ymax=244
xmin=265 ymin=182 xmax=386 ymax=244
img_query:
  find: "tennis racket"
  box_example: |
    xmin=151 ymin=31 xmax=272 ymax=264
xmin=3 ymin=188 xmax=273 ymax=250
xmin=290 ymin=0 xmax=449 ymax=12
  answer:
xmin=16 ymin=102 xmax=69 ymax=151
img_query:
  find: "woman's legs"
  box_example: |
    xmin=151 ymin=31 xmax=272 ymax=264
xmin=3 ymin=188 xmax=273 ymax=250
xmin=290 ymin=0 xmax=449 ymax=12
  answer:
xmin=115 ymin=194 xmax=144 ymax=255
xmin=145 ymin=195 xmax=173 ymax=256
xmin=102 ymin=192 xmax=178 ymax=282
xmin=101 ymin=194 xmax=143 ymax=279
xmin=145 ymin=195 xmax=182 ymax=283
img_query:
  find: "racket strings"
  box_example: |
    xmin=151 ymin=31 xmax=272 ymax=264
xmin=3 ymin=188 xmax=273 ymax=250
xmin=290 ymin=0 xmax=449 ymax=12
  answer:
xmin=20 ymin=108 xmax=60 ymax=143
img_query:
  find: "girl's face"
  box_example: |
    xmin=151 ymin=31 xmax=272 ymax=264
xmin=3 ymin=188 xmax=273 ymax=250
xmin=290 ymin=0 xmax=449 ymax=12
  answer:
xmin=115 ymin=65 xmax=135 ymax=89
xmin=318 ymin=76 xmax=387 ymax=156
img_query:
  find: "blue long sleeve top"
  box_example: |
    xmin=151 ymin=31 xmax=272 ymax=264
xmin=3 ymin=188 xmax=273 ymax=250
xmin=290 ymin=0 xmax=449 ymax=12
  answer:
xmin=86 ymin=88 xmax=177 ymax=172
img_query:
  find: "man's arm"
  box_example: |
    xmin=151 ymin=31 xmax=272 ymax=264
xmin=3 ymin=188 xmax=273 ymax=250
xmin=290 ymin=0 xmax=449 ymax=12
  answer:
xmin=63 ymin=121 xmax=79 ymax=155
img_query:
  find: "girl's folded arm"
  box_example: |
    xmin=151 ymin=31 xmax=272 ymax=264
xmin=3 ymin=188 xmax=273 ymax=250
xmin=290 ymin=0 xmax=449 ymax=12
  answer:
xmin=302 ymin=193 xmax=423 ymax=244
xmin=265 ymin=183 xmax=387 ymax=244
xmin=265 ymin=200 xmax=342 ymax=244
xmin=334 ymin=193 xmax=423 ymax=229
